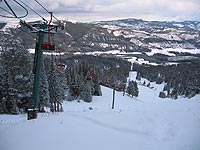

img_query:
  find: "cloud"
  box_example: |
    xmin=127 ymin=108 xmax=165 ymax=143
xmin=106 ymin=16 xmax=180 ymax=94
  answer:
xmin=0 ymin=0 xmax=200 ymax=22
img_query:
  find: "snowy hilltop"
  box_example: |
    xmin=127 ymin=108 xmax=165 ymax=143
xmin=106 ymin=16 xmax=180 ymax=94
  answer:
xmin=0 ymin=82 xmax=200 ymax=150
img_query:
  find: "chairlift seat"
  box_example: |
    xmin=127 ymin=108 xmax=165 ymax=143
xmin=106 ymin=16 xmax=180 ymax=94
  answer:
xmin=58 ymin=63 xmax=66 ymax=69
xmin=41 ymin=42 xmax=55 ymax=50
xmin=90 ymin=71 xmax=95 ymax=78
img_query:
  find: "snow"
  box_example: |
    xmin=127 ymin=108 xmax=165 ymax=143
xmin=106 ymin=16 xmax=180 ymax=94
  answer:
xmin=146 ymin=48 xmax=200 ymax=56
xmin=180 ymin=34 xmax=197 ymax=40
xmin=127 ymin=71 xmax=137 ymax=81
xmin=99 ymin=43 xmax=109 ymax=48
xmin=0 ymin=22 xmax=18 ymax=32
xmin=101 ymin=25 xmax=121 ymax=30
xmin=64 ymin=32 xmax=72 ymax=37
xmin=1 ymin=80 xmax=200 ymax=150
xmin=146 ymin=49 xmax=176 ymax=57
xmin=28 ymin=49 xmax=65 ymax=55
xmin=153 ymin=33 xmax=182 ymax=41
xmin=74 ymin=50 xmax=142 ymax=56
xmin=132 ymin=29 xmax=149 ymax=35
xmin=112 ymin=29 xmax=149 ymax=39
xmin=101 ymin=25 xmax=121 ymax=33
xmin=166 ymin=48 xmax=200 ymax=54
xmin=113 ymin=30 xmax=121 ymax=36
xmin=173 ymin=23 xmax=184 ymax=28
xmin=128 ymin=57 xmax=159 ymax=66
xmin=130 ymin=38 xmax=143 ymax=46
xmin=28 ymin=49 xmax=35 ymax=53
xmin=168 ymin=56 xmax=199 ymax=61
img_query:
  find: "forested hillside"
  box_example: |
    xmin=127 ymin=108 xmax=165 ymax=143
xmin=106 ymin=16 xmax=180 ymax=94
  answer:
xmin=0 ymin=34 xmax=131 ymax=114
xmin=133 ymin=62 xmax=200 ymax=99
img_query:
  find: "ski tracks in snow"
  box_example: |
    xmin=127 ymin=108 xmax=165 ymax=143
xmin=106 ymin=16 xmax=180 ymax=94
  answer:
xmin=66 ymin=112 xmax=148 ymax=136
xmin=65 ymin=110 xmax=177 ymax=142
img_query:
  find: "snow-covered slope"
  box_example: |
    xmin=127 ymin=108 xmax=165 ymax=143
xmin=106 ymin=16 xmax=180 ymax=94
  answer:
xmin=0 ymin=22 xmax=18 ymax=34
xmin=0 ymin=83 xmax=200 ymax=150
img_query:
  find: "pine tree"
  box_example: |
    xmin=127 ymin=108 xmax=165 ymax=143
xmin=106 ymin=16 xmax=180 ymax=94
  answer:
xmin=66 ymin=59 xmax=102 ymax=102
xmin=171 ymin=87 xmax=178 ymax=99
xmin=127 ymin=81 xmax=139 ymax=98
xmin=0 ymin=68 xmax=8 ymax=113
xmin=147 ymin=82 xmax=150 ymax=87
xmin=136 ymin=72 xmax=141 ymax=81
xmin=44 ymin=56 xmax=65 ymax=112
xmin=69 ymin=73 xmax=82 ymax=99
xmin=0 ymin=37 xmax=33 ymax=114
xmin=80 ymin=82 xmax=92 ymax=102
xmin=68 ymin=62 xmax=87 ymax=100
xmin=92 ymin=75 xmax=102 ymax=96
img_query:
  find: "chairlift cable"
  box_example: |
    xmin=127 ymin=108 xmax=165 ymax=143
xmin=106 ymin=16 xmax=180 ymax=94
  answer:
xmin=18 ymin=0 xmax=47 ymax=22
xmin=41 ymin=12 xmax=56 ymax=51
xmin=34 ymin=0 xmax=50 ymax=13
xmin=31 ymin=0 xmax=62 ymax=31
xmin=0 ymin=6 xmax=15 ymax=17
xmin=4 ymin=0 xmax=18 ymax=18
xmin=34 ymin=0 xmax=62 ymax=23
xmin=13 ymin=0 xmax=28 ymax=17
xmin=0 ymin=1 xmax=39 ymax=32
xmin=0 ymin=0 xmax=28 ymax=18
xmin=0 ymin=7 xmax=19 ymax=18
xmin=48 ymin=12 xmax=53 ymax=44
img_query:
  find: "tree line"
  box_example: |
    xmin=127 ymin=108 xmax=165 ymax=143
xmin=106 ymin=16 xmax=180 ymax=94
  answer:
xmin=133 ymin=62 xmax=200 ymax=99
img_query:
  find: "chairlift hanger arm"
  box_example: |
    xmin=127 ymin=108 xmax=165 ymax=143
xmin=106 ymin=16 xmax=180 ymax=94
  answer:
xmin=40 ymin=12 xmax=56 ymax=51
xmin=47 ymin=12 xmax=53 ymax=44
xmin=30 ymin=24 xmax=58 ymax=33
xmin=20 ymin=20 xmax=39 ymax=32
xmin=34 ymin=0 xmax=64 ymax=30
xmin=43 ymin=25 xmax=58 ymax=32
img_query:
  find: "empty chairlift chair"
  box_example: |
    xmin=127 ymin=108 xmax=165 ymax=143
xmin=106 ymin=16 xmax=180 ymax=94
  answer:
xmin=41 ymin=12 xmax=55 ymax=51
xmin=56 ymin=48 xmax=66 ymax=70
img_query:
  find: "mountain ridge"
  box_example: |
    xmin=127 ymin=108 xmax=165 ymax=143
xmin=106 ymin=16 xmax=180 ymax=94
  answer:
xmin=94 ymin=18 xmax=200 ymax=29
xmin=1 ymin=18 xmax=200 ymax=65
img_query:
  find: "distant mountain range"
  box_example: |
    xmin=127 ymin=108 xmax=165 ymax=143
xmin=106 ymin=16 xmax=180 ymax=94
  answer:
xmin=96 ymin=18 xmax=200 ymax=50
xmin=1 ymin=18 xmax=200 ymax=64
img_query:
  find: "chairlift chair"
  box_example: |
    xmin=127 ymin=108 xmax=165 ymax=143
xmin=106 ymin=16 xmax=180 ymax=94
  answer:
xmin=58 ymin=63 xmax=66 ymax=70
xmin=41 ymin=12 xmax=55 ymax=51
xmin=56 ymin=48 xmax=66 ymax=70
xmin=41 ymin=42 xmax=55 ymax=50
xmin=87 ymin=63 xmax=95 ymax=80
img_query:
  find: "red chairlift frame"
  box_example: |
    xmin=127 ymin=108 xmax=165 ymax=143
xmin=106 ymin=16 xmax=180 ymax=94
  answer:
xmin=41 ymin=12 xmax=55 ymax=51
xmin=56 ymin=48 xmax=66 ymax=70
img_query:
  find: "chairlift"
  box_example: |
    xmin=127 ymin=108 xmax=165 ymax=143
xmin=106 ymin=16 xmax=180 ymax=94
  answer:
xmin=56 ymin=48 xmax=66 ymax=70
xmin=87 ymin=63 xmax=95 ymax=80
xmin=58 ymin=63 xmax=66 ymax=70
xmin=41 ymin=42 xmax=55 ymax=50
xmin=41 ymin=12 xmax=55 ymax=51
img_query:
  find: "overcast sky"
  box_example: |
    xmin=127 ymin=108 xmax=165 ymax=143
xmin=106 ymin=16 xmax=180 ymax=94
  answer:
xmin=0 ymin=0 xmax=200 ymax=22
